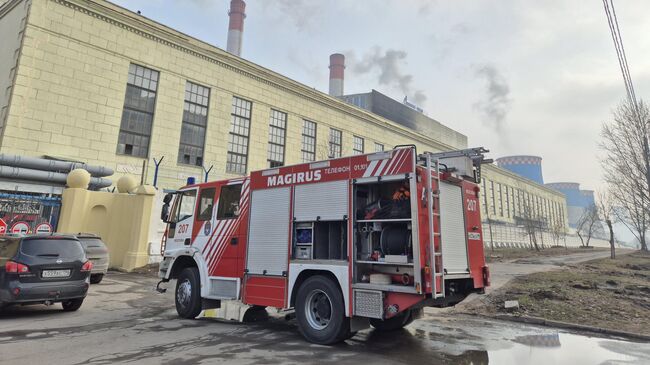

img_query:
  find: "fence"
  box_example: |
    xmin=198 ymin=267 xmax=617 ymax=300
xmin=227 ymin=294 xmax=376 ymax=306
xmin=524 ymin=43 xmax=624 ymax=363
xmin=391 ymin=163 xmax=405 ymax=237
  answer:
xmin=0 ymin=191 xmax=61 ymax=234
xmin=482 ymin=222 xmax=615 ymax=249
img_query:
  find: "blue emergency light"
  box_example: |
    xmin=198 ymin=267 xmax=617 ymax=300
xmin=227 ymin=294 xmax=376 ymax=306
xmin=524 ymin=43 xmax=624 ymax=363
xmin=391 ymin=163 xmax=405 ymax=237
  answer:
xmin=186 ymin=176 xmax=196 ymax=185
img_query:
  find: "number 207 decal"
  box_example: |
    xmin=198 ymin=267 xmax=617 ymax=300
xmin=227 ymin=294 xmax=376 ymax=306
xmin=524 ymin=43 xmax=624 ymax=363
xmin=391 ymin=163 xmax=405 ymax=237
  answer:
xmin=466 ymin=199 xmax=477 ymax=212
xmin=177 ymin=224 xmax=189 ymax=233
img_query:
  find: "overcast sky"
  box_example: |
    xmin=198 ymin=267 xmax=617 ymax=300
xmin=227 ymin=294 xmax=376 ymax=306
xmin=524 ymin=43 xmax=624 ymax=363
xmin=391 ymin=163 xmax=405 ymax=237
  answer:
xmin=111 ymin=0 xmax=650 ymax=192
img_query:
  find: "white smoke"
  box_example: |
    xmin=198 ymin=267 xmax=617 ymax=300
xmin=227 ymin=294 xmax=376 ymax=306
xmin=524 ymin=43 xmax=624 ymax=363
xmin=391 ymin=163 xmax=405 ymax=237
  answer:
xmin=473 ymin=64 xmax=511 ymax=133
xmin=349 ymin=47 xmax=427 ymax=105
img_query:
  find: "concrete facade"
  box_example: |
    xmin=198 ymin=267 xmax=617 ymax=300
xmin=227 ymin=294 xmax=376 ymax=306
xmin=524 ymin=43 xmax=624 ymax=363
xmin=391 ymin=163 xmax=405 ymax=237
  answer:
xmin=480 ymin=164 xmax=567 ymax=229
xmin=0 ymin=0 xmax=569 ymax=233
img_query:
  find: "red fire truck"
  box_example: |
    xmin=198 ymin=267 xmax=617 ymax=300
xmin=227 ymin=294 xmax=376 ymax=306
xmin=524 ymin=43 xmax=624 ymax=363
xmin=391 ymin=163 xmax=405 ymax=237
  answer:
xmin=158 ymin=146 xmax=490 ymax=344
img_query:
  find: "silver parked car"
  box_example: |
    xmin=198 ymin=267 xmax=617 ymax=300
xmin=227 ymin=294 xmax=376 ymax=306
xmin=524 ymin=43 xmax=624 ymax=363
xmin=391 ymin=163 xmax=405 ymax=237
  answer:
xmin=76 ymin=234 xmax=109 ymax=284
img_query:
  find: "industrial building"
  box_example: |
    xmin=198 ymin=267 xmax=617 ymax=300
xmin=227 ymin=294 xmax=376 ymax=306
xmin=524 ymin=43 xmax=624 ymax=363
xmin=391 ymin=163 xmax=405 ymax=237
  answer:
xmin=545 ymin=182 xmax=596 ymax=228
xmin=497 ymin=155 xmax=545 ymax=185
xmin=0 ymin=0 xmax=568 ymax=240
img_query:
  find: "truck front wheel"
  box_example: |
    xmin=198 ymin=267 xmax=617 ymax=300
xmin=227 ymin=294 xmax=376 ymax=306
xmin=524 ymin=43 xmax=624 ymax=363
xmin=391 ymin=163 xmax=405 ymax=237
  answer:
xmin=370 ymin=309 xmax=414 ymax=331
xmin=295 ymin=275 xmax=350 ymax=345
xmin=175 ymin=267 xmax=202 ymax=319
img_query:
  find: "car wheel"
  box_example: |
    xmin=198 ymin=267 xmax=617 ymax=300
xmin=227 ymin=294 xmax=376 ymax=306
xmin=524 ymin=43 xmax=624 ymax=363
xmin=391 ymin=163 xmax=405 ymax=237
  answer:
xmin=90 ymin=274 xmax=104 ymax=284
xmin=175 ymin=267 xmax=202 ymax=319
xmin=61 ymin=298 xmax=85 ymax=312
xmin=370 ymin=309 xmax=414 ymax=331
xmin=295 ymin=275 xmax=350 ymax=345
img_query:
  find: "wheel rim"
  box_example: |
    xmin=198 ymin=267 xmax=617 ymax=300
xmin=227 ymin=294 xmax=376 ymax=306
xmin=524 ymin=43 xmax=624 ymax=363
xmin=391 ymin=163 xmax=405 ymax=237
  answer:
xmin=177 ymin=279 xmax=192 ymax=309
xmin=304 ymin=289 xmax=332 ymax=330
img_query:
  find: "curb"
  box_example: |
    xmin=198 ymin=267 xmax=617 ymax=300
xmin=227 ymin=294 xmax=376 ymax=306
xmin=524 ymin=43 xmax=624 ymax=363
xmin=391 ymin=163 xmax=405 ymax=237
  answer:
xmin=484 ymin=313 xmax=650 ymax=342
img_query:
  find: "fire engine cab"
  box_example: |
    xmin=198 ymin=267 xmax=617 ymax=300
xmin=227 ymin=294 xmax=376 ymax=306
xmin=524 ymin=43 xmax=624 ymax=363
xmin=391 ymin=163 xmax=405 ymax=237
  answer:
xmin=158 ymin=146 xmax=490 ymax=344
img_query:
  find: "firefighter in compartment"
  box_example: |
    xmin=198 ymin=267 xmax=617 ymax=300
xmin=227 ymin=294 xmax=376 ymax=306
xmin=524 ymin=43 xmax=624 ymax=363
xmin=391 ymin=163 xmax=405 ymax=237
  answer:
xmin=392 ymin=181 xmax=410 ymax=201
xmin=362 ymin=181 xmax=411 ymax=220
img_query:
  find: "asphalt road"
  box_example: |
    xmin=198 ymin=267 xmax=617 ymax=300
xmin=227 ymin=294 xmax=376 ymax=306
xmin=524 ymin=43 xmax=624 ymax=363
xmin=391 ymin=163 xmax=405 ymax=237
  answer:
xmin=1 ymin=267 xmax=648 ymax=364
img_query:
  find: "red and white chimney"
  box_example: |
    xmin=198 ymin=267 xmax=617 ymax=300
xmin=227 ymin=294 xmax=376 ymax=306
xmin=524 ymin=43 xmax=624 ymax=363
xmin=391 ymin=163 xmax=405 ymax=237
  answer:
xmin=328 ymin=53 xmax=345 ymax=97
xmin=226 ymin=0 xmax=246 ymax=56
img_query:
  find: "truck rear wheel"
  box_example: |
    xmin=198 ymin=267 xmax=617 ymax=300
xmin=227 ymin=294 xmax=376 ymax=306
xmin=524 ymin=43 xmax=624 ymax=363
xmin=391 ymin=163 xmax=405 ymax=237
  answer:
xmin=295 ymin=275 xmax=350 ymax=345
xmin=370 ymin=309 xmax=414 ymax=331
xmin=175 ymin=267 xmax=202 ymax=319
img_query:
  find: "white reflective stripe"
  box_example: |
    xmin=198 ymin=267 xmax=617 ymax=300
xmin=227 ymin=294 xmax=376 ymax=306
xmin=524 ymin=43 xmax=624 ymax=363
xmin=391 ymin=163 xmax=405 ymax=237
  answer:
xmin=384 ymin=149 xmax=403 ymax=175
xmin=373 ymin=159 xmax=389 ymax=176
xmin=388 ymin=149 xmax=408 ymax=175
xmin=363 ymin=160 xmax=378 ymax=177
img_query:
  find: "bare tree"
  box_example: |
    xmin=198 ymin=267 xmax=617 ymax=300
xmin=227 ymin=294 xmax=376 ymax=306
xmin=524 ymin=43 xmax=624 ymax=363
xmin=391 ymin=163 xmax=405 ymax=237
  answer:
xmin=549 ymin=217 xmax=567 ymax=249
xmin=576 ymin=205 xmax=599 ymax=248
xmin=520 ymin=194 xmax=541 ymax=251
xmin=597 ymin=190 xmax=616 ymax=259
xmin=601 ymin=100 xmax=649 ymax=251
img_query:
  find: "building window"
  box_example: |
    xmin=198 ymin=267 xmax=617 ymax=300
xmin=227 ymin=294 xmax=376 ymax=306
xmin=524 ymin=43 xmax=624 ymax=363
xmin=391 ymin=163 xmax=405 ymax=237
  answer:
xmin=481 ymin=178 xmax=488 ymax=216
xmin=505 ymin=185 xmax=510 ymax=218
xmin=301 ymin=120 xmax=316 ymax=162
xmin=374 ymin=142 xmax=384 ymax=152
xmin=353 ymin=136 xmax=364 ymax=155
xmin=329 ymin=128 xmax=342 ymax=158
xmin=227 ymin=97 xmax=252 ymax=174
xmin=178 ymin=81 xmax=210 ymax=166
xmin=497 ymin=183 xmax=503 ymax=217
xmin=117 ymin=64 xmax=159 ymax=158
xmin=490 ymin=181 xmax=496 ymax=215
xmin=267 ymin=109 xmax=287 ymax=168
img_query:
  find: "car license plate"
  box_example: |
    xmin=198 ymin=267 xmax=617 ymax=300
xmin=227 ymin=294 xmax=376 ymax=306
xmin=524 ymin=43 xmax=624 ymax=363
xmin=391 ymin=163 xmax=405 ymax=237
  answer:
xmin=42 ymin=269 xmax=70 ymax=278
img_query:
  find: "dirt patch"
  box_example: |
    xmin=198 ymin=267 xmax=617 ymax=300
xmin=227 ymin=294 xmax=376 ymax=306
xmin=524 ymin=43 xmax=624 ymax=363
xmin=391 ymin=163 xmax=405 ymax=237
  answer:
xmin=484 ymin=246 xmax=606 ymax=263
xmin=465 ymin=251 xmax=650 ymax=336
xmin=130 ymin=263 xmax=160 ymax=277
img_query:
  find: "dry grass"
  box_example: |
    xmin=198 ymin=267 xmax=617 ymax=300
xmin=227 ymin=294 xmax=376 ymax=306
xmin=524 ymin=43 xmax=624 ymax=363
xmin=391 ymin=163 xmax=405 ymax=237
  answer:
xmin=485 ymin=246 xmax=607 ymax=263
xmin=468 ymin=251 xmax=650 ymax=336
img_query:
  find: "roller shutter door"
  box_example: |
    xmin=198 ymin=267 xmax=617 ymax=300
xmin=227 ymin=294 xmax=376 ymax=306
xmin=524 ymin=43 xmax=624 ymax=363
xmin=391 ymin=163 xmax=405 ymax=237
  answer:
xmin=294 ymin=180 xmax=348 ymax=221
xmin=246 ymin=187 xmax=291 ymax=276
xmin=440 ymin=182 xmax=469 ymax=274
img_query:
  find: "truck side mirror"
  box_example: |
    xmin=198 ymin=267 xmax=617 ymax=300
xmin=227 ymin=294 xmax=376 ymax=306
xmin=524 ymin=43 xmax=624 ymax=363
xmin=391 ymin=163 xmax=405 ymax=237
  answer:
xmin=163 ymin=193 xmax=174 ymax=204
xmin=161 ymin=203 xmax=170 ymax=222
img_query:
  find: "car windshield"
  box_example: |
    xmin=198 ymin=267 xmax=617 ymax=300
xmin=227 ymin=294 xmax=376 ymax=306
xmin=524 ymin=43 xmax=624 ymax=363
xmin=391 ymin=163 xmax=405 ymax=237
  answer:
xmin=78 ymin=238 xmax=106 ymax=249
xmin=20 ymin=239 xmax=85 ymax=259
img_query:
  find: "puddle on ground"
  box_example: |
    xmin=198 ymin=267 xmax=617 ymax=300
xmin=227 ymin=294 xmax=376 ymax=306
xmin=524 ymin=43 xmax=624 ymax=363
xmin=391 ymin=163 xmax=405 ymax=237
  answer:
xmin=488 ymin=332 xmax=641 ymax=365
xmin=351 ymin=316 xmax=650 ymax=365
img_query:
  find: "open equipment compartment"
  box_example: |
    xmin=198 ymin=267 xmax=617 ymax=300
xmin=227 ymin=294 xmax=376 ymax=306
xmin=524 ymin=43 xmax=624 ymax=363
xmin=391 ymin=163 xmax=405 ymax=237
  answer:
xmin=293 ymin=221 xmax=347 ymax=261
xmin=352 ymin=177 xmax=417 ymax=291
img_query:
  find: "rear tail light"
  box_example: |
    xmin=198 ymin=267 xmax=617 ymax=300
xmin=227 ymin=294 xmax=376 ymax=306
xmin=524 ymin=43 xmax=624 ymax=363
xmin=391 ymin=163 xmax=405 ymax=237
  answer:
xmin=81 ymin=261 xmax=93 ymax=272
xmin=5 ymin=260 xmax=30 ymax=274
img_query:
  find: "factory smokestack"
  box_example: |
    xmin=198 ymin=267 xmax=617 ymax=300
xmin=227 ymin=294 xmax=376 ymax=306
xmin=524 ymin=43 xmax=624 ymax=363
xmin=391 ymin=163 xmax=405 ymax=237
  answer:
xmin=329 ymin=53 xmax=345 ymax=97
xmin=226 ymin=0 xmax=246 ymax=56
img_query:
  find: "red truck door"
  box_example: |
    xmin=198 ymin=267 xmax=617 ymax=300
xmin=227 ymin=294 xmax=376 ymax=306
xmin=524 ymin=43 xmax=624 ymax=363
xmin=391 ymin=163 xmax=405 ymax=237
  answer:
xmin=204 ymin=181 xmax=246 ymax=278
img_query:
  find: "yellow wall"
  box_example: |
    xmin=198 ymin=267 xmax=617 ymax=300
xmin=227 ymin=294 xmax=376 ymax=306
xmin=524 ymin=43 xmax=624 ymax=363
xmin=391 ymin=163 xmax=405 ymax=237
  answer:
xmin=0 ymin=0 xmax=568 ymax=229
xmin=57 ymin=184 xmax=157 ymax=270
xmin=2 ymin=0 xmax=466 ymax=190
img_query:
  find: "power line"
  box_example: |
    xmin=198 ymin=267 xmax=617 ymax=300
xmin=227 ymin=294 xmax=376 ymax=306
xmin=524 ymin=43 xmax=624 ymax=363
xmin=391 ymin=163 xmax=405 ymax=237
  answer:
xmin=603 ymin=0 xmax=639 ymax=113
